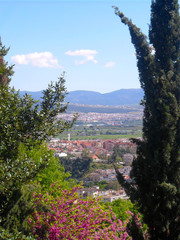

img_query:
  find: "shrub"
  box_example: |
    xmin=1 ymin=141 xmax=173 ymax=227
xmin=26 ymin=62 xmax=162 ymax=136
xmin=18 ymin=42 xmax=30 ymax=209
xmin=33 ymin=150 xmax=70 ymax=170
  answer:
xmin=29 ymin=183 xmax=149 ymax=239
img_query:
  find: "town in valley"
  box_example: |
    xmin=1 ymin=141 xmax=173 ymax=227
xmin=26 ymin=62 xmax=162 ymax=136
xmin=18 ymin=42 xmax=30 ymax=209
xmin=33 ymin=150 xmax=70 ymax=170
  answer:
xmin=48 ymin=104 xmax=142 ymax=202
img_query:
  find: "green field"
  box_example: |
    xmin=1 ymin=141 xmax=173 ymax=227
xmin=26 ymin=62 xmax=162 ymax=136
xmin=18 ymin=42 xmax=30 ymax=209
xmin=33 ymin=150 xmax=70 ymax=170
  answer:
xmin=58 ymin=134 xmax=141 ymax=140
xmin=57 ymin=123 xmax=142 ymax=140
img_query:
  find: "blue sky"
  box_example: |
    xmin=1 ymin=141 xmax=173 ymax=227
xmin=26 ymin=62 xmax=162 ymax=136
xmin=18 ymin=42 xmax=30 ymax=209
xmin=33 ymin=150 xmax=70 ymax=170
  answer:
xmin=1 ymin=0 xmax=152 ymax=93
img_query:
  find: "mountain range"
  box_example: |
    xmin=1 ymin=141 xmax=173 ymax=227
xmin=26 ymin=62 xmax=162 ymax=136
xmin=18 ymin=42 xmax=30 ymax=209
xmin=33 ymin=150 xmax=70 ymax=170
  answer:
xmin=19 ymin=89 xmax=144 ymax=106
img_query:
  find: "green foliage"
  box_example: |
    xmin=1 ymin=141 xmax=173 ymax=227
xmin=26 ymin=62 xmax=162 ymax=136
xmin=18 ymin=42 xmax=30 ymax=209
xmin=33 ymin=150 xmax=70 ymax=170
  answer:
xmin=81 ymin=148 xmax=90 ymax=158
xmin=106 ymin=180 xmax=121 ymax=191
xmin=97 ymin=180 xmax=121 ymax=191
xmin=97 ymin=180 xmax=108 ymax=190
xmin=102 ymin=198 xmax=138 ymax=222
xmin=0 ymin=143 xmax=53 ymax=223
xmin=114 ymin=1 xmax=180 ymax=239
xmin=2 ymin=184 xmax=39 ymax=234
xmin=63 ymin=134 xmax=142 ymax=140
xmin=1 ymin=143 xmax=75 ymax=233
xmin=102 ymin=199 xmax=148 ymax=239
xmin=35 ymin=154 xmax=76 ymax=190
xmin=0 ymin=38 xmax=14 ymax=86
xmin=40 ymin=74 xmax=77 ymax=138
xmin=0 ymin=228 xmax=36 ymax=240
xmin=111 ymin=199 xmax=138 ymax=222
xmin=0 ymin=80 xmax=75 ymax=161
xmin=1 ymin=147 xmax=77 ymax=235
xmin=89 ymin=161 xmax=114 ymax=171
xmin=0 ymin=40 xmax=76 ymax=235
xmin=110 ymin=145 xmax=132 ymax=163
xmin=59 ymin=156 xmax=92 ymax=179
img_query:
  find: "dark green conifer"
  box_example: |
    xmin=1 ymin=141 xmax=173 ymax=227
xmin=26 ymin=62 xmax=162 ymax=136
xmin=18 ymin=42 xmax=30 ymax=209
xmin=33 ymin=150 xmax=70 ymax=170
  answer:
xmin=113 ymin=1 xmax=180 ymax=239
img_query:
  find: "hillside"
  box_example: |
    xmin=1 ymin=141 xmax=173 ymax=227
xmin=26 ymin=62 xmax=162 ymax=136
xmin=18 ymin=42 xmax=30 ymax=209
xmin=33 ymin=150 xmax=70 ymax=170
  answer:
xmin=20 ymin=88 xmax=144 ymax=106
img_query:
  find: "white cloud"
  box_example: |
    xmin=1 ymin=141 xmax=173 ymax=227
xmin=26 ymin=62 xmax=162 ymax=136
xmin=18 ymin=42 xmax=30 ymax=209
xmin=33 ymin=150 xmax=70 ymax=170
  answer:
xmin=65 ymin=49 xmax=98 ymax=65
xmin=104 ymin=61 xmax=116 ymax=68
xmin=11 ymin=52 xmax=62 ymax=68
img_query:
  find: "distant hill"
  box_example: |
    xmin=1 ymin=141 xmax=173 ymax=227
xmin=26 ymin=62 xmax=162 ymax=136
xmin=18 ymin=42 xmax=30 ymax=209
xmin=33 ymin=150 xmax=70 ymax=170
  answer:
xmin=19 ymin=89 xmax=144 ymax=106
xmin=66 ymin=104 xmax=143 ymax=114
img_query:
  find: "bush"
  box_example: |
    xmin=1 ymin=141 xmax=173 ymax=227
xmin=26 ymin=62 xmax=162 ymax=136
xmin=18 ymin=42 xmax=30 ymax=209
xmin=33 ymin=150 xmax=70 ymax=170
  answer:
xmin=28 ymin=183 xmax=149 ymax=239
xmin=0 ymin=228 xmax=36 ymax=240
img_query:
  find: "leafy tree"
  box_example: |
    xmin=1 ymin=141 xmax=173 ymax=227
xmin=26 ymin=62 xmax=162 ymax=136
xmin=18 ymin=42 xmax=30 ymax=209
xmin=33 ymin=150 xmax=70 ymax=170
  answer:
xmin=106 ymin=180 xmax=121 ymax=191
xmin=59 ymin=156 xmax=92 ymax=179
xmin=35 ymin=153 xmax=76 ymax=190
xmin=0 ymin=38 xmax=14 ymax=86
xmin=109 ymin=198 xmax=138 ymax=222
xmin=0 ymin=40 xmax=76 ymax=232
xmin=2 ymin=184 xmax=40 ymax=235
xmin=113 ymin=1 xmax=180 ymax=239
xmin=81 ymin=148 xmax=90 ymax=158
xmin=97 ymin=180 xmax=108 ymax=190
xmin=110 ymin=145 xmax=122 ymax=163
xmin=2 ymin=148 xmax=76 ymax=234
xmin=110 ymin=144 xmax=133 ymax=163
xmin=0 ymin=144 xmax=52 ymax=222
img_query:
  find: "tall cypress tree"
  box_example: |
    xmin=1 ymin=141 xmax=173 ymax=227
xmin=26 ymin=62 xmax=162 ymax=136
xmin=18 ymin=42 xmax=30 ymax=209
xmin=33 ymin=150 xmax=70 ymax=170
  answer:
xmin=113 ymin=1 xmax=180 ymax=239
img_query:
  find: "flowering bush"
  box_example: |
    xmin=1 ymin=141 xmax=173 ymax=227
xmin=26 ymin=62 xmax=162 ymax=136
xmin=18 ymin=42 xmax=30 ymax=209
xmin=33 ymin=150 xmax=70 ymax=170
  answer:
xmin=29 ymin=183 xmax=149 ymax=240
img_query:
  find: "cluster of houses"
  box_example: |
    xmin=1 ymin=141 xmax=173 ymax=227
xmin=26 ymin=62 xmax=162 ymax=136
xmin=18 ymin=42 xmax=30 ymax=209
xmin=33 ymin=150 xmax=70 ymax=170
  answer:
xmin=59 ymin=109 xmax=143 ymax=126
xmin=78 ymin=186 xmax=128 ymax=202
xmin=49 ymin=138 xmax=135 ymax=160
xmin=85 ymin=168 xmax=131 ymax=182
xmin=48 ymin=138 xmax=134 ymax=202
